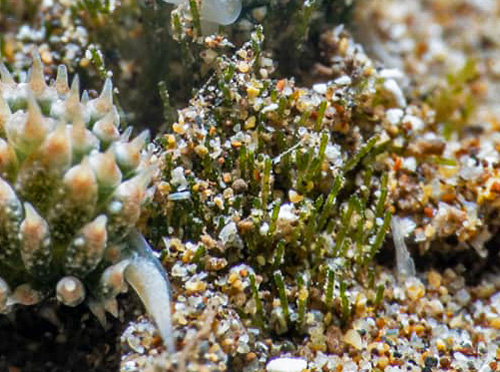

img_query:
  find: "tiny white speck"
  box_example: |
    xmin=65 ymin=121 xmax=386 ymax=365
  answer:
xmin=334 ymin=75 xmax=352 ymax=85
xmin=313 ymin=83 xmax=327 ymax=94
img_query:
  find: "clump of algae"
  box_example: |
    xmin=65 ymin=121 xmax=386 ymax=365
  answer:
xmin=126 ymin=24 xmax=421 ymax=370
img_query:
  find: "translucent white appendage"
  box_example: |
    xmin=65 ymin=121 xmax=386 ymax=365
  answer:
xmin=124 ymin=231 xmax=175 ymax=353
xmin=391 ymin=216 xmax=416 ymax=279
xmin=162 ymin=0 xmax=242 ymax=25
xmin=199 ymin=0 xmax=242 ymax=25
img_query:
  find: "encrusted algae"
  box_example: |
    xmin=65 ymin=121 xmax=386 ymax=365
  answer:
xmin=119 ymin=27 xmax=418 ymax=370
xmin=121 ymin=22 xmax=500 ymax=371
xmin=123 ymin=1 xmax=500 ymax=369
xmin=354 ymin=0 xmax=500 ymax=258
xmin=153 ymin=27 xmax=395 ymax=295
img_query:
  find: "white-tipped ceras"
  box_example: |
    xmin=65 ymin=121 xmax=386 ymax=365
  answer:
xmin=0 ymin=55 xmax=174 ymax=352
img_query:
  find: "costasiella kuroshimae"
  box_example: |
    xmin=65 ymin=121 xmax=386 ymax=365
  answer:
xmin=0 ymin=54 xmax=174 ymax=352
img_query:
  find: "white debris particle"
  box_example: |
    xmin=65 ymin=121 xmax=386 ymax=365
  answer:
xmin=402 ymin=157 xmax=417 ymax=172
xmin=334 ymin=75 xmax=352 ymax=85
xmin=260 ymin=222 xmax=270 ymax=235
xmin=266 ymin=357 xmax=307 ymax=372
xmin=219 ymin=221 xmax=243 ymax=249
xmin=261 ymin=103 xmax=279 ymax=113
xmin=277 ymin=204 xmax=298 ymax=224
xmin=313 ymin=83 xmax=328 ymax=94
xmin=325 ymin=144 xmax=342 ymax=164
xmin=344 ymin=329 xmax=363 ymax=350
xmin=403 ymin=114 xmax=424 ymax=131
xmin=386 ymin=108 xmax=404 ymax=125
xmin=171 ymin=166 xmax=188 ymax=190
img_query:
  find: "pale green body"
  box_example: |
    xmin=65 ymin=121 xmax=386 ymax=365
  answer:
xmin=0 ymin=56 xmax=174 ymax=352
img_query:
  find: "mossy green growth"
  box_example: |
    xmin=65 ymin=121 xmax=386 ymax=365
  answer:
xmin=152 ymin=29 xmax=395 ymax=334
xmin=429 ymin=58 xmax=479 ymax=139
